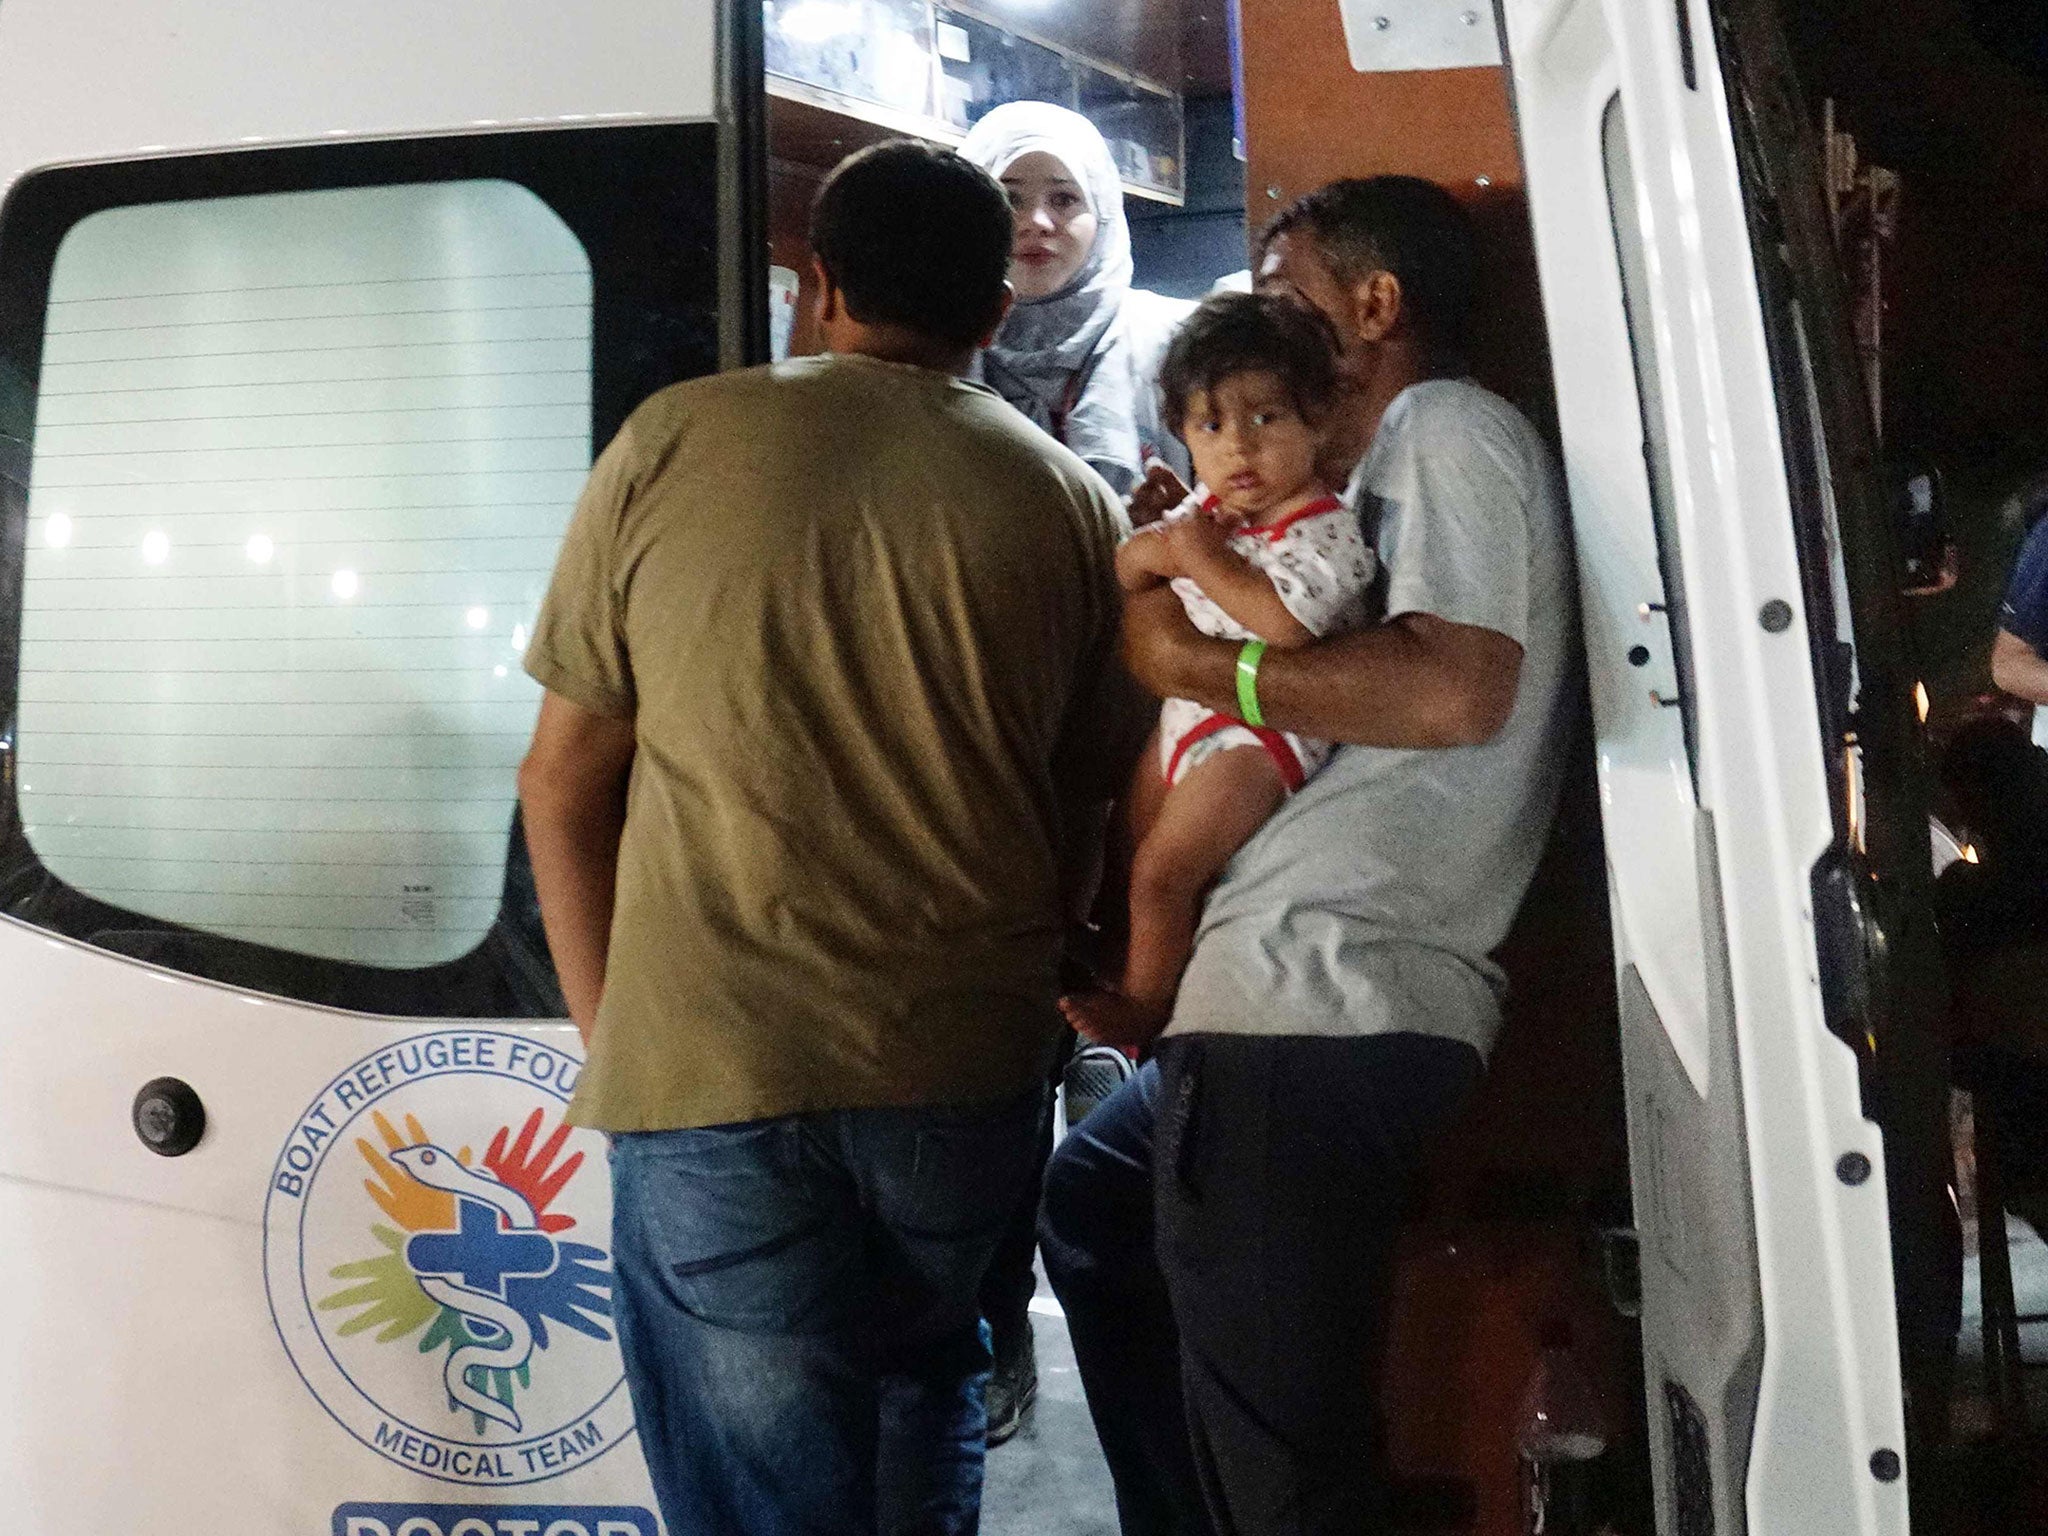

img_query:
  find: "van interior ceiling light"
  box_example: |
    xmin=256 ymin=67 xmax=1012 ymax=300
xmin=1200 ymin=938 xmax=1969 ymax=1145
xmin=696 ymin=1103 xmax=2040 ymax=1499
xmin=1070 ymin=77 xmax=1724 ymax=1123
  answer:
xmin=41 ymin=512 xmax=71 ymax=548
xmin=777 ymin=1 xmax=861 ymax=45
xmin=245 ymin=533 xmax=275 ymax=564
xmin=330 ymin=567 xmax=360 ymax=601
xmin=141 ymin=529 xmax=170 ymax=566
xmin=878 ymin=32 xmax=933 ymax=101
xmin=466 ymin=606 xmax=491 ymax=630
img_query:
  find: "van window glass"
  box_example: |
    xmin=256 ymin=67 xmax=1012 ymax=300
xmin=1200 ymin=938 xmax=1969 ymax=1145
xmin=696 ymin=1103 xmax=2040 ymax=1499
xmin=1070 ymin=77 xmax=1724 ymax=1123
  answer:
xmin=18 ymin=181 xmax=586 ymax=970
xmin=1603 ymin=94 xmax=1701 ymax=789
xmin=0 ymin=125 xmax=721 ymax=1016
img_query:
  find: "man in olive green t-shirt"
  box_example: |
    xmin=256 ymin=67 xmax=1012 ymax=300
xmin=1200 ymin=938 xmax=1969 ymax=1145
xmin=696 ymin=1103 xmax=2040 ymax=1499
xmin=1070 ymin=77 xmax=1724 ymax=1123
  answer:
xmin=517 ymin=142 xmax=1137 ymax=1536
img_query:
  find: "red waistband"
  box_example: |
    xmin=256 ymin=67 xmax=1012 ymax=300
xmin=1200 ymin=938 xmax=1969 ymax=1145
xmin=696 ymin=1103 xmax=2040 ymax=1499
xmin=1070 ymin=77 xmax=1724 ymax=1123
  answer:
xmin=1162 ymin=711 xmax=1307 ymax=793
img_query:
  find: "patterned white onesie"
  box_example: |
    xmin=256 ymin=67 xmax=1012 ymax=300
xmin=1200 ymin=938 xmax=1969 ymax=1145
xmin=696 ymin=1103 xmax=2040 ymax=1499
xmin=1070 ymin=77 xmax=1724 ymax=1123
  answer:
xmin=1152 ymin=490 xmax=1377 ymax=791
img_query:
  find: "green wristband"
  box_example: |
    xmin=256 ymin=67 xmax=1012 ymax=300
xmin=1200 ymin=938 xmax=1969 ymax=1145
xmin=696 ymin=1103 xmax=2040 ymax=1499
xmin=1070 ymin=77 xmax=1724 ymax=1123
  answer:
xmin=1235 ymin=639 xmax=1268 ymax=728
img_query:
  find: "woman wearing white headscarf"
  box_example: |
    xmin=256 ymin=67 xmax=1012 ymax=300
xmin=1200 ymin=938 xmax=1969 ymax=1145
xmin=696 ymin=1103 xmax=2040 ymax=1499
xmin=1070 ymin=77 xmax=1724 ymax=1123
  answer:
xmin=960 ymin=102 xmax=1192 ymax=497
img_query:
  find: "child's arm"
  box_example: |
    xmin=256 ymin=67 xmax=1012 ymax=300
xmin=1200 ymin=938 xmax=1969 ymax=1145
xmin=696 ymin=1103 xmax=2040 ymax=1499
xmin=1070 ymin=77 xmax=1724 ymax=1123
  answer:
xmin=1164 ymin=519 xmax=1317 ymax=647
xmin=1115 ymin=525 xmax=1181 ymax=595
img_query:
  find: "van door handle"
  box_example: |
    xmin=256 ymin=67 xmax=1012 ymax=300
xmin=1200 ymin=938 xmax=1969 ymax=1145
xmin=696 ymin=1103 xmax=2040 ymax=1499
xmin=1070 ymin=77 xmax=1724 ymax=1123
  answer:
xmin=133 ymin=1077 xmax=206 ymax=1157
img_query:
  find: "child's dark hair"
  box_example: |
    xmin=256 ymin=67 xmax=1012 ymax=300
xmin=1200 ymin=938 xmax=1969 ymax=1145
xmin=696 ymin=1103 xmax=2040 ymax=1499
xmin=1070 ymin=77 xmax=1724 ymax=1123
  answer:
xmin=810 ymin=140 xmax=1013 ymax=348
xmin=1159 ymin=291 xmax=1343 ymax=440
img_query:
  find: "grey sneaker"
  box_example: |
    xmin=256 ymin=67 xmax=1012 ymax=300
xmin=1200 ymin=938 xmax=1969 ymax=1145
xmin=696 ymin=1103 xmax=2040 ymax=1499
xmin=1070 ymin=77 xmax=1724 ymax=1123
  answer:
xmin=1062 ymin=1043 xmax=1136 ymax=1130
xmin=985 ymin=1316 xmax=1038 ymax=1446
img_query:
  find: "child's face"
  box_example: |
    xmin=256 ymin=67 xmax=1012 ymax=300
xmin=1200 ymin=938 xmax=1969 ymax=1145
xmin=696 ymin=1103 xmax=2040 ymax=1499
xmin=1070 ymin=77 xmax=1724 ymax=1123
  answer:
xmin=1181 ymin=371 xmax=1322 ymax=521
xmin=1001 ymin=152 xmax=1098 ymax=301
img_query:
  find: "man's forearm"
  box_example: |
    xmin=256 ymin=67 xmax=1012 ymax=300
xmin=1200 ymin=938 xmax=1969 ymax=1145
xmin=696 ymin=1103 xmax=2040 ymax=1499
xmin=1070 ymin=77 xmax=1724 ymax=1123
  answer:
xmin=520 ymin=786 xmax=627 ymax=1044
xmin=1122 ymin=586 xmax=1517 ymax=749
xmin=1992 ymin=628 xmax=2048 ymax=707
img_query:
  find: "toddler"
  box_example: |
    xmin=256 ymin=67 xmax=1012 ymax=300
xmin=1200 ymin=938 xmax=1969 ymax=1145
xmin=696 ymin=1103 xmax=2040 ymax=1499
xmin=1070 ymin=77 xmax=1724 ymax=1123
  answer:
xmin=1062 ymin=291 xmax=1377 ymax=1045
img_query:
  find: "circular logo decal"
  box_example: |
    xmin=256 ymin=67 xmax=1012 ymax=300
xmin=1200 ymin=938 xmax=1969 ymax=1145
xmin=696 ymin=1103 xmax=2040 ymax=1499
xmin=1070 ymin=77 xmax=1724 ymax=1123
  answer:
xmin=264 ymin=1030 xmax=634 ymax=1486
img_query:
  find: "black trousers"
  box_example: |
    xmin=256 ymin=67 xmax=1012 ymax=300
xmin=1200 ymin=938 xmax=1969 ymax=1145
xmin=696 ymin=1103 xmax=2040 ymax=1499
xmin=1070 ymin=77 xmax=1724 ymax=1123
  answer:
xmin=1039 ymin=1032 xmax=1480 ymax=1536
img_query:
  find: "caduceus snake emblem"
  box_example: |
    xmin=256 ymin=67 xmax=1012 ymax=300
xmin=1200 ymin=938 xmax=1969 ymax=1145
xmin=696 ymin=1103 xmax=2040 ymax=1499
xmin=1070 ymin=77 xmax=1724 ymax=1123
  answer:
xmin=388 ymin=1144 xmax=553 ymax=1432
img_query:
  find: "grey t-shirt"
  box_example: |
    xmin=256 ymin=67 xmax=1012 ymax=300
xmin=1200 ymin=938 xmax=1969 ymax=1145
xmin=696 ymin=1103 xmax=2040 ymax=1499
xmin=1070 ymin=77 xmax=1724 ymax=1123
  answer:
xmin=1167 ymin=378 xmax=1577 ymax=1058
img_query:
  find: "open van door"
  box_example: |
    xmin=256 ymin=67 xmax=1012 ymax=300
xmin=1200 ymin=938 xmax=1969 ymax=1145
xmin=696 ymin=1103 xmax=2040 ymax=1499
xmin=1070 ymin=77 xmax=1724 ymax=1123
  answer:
xmin=1500 ymin=0 xmax=1952 ymax=1531
xmin=0 ymin=3 xmax=762 ymax=1530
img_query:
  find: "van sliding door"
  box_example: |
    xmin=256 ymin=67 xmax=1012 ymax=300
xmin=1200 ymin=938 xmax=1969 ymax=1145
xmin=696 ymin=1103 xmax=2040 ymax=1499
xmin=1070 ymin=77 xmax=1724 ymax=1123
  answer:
xmin=0 ymin=5 xmax=760 ymax=1532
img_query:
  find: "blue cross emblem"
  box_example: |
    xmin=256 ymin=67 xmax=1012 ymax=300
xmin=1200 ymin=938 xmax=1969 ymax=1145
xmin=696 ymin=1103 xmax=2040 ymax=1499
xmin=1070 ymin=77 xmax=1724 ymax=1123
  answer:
xmin=407 ymin=1198 xmax=556 ymax=1297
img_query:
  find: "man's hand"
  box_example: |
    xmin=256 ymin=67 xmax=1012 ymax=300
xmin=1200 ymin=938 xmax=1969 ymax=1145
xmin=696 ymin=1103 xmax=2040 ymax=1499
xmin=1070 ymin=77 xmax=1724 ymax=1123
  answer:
xmin=518 ymin=692 xmax=637 ymax=1044
xmin=1128 ymin=460 xmax=1192 ymax=529
xmin=1121 ymin=585 xmax=1215 ymax=699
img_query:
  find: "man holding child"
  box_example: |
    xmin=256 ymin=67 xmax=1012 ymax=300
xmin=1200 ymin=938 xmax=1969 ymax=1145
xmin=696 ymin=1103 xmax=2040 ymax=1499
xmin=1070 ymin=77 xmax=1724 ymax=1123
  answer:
xmin=1041 ymin=176 xmax=1576 ymax=1536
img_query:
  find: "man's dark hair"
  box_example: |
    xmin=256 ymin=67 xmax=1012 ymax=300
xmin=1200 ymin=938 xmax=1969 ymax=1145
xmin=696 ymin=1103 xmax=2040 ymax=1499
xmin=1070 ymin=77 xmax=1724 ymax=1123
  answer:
xmin=810 ymin=140 xmax=1013 ymax=349
xmin=1261 ymin=176 xmax=1479 ymax=365
xmin=1158 ymin=291 xmax=1343 ymax=440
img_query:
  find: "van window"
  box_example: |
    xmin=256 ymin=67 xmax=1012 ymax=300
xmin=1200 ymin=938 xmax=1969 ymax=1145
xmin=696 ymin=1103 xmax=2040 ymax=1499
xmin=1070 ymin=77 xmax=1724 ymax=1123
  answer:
xmin=19 ymin=181 xmax=587 ymax=970
xmin=0 ymin=126 xmax=721 ymax=1015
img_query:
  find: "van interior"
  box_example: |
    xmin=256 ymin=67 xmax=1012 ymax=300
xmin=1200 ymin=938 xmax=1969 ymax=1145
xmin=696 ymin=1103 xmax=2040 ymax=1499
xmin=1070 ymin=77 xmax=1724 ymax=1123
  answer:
xmin=753 ymin=1 xmax=2048 ymax=1531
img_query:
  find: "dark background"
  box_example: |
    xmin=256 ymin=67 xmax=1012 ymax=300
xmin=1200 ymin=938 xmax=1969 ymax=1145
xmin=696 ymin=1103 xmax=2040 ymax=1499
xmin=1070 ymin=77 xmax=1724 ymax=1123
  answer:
xmin=1786 ymin=0 xmax=2048 ymax=712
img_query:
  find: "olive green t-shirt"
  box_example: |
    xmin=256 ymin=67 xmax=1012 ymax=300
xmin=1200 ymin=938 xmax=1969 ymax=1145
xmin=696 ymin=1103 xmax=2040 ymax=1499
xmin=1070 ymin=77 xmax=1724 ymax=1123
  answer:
xmin=525 ymin=354 xmax=1134 ymax=1131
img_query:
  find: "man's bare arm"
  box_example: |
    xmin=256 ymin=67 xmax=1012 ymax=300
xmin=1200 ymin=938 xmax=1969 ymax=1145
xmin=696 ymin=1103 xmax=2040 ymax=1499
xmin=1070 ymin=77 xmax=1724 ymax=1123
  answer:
xmin=1992 ymin=627 xmax=2048 ymax=708
xmin=518 ymin=691 xmax=637 ymax=1044
xmin=1122 ymin=585 xmax=1521 ymax=749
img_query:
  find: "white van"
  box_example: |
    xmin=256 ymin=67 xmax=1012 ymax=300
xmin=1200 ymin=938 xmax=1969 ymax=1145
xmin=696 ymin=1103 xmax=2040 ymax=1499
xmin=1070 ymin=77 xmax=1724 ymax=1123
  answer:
xmin=0 ymin=0 xmax=1976 ymax=1532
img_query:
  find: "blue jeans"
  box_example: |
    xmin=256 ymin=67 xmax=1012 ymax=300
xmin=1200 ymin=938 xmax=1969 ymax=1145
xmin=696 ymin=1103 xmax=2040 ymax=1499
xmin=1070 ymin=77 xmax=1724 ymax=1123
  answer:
xmin=608 ymin=1087 xmax=1045 ymax=1536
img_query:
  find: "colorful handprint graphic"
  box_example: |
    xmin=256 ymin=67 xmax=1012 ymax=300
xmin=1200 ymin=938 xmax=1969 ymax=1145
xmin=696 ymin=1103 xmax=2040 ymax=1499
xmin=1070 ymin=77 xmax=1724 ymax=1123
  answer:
xmin=318 ymin=1104 xmax=613 ymax=1434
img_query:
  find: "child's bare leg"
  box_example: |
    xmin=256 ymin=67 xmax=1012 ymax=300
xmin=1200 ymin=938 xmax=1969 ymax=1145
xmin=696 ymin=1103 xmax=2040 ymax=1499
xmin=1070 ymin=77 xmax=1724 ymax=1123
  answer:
xmin=1123 ymin=747 xmax=1287 ymax=1010
xmin=1124 ymin=724 xmax=1170 ymax=848
xmin=1086 ymin=725 xmax=1169 ymax=975
xmin=1061 ymin=744 xmax=1286 ymax=1046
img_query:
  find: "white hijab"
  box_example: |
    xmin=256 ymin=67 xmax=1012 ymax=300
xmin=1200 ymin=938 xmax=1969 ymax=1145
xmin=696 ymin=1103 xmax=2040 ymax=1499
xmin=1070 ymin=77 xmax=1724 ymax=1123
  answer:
xmin=960 ymin=102 xmax=1145 ymax=491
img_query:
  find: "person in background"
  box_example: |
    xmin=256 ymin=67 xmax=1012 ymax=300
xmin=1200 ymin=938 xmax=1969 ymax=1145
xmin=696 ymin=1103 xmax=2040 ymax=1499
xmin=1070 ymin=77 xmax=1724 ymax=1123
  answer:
xmin=961 ymin=100 xmax=1192 ymax=497
xmin=516 ymin=140 xmax=1142 ymax=1536
xmin=958 ymin=97 xmax=1195 ymax=1444
xmin=1936 ymin=717 xmax=2048 ymax=1245
xmin=1993 ymin=504 xmax=2048 ymax=746
xmin=1039 ymin=177 xmax=1577 ymax=1536
xmin=1938 ymin=509 xmax=2048 ymax=1254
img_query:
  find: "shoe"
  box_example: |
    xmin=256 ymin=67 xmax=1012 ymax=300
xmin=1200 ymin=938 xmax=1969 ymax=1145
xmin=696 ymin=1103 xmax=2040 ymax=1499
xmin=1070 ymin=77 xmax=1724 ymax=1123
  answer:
xmin=985 ymin=1316 xmax=1038 ymax=1446
xmin=1062 ymin=1043 xmax=1136 ymax=1130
